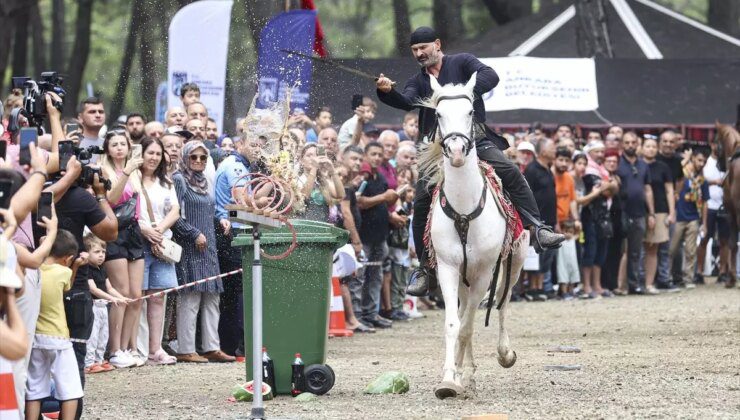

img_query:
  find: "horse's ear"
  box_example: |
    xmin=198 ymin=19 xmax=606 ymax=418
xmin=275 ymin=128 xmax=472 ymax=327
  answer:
xmin=465 ymin=72 xmax=477 ymax=95
xmin=429 ymin=75 xmax=442 ymax=93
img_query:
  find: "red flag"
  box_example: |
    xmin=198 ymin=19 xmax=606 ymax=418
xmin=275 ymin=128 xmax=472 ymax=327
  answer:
xmin=301 ymin=0 xmax=327 ymax=57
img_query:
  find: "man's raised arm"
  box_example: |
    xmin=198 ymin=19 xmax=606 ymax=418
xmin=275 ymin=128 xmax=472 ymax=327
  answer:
xmin=376 ymin=73 xmax=419 ymax=112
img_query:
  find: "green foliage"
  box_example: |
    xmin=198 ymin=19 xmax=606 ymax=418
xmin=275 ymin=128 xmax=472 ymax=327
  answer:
xmin=20 ymin=0 xmax=719 ymax=119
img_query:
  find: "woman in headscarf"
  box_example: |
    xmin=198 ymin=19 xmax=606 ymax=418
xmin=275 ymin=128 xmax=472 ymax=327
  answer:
xmin=171 ymin=141 xmax=235 ymax=363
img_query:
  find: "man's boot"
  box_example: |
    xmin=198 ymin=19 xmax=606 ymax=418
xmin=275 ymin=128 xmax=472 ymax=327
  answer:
xmin=531 ymin=224 xmax=566 ymax=253
xmin=407 ymin=261 xmax=437 ymax=297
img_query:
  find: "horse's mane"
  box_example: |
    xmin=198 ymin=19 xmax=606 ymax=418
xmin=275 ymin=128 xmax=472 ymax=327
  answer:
xmin=416 ymin=83 xmax=474 ymax=188
xmin=716 ymin=122 xmax=740 ymax=154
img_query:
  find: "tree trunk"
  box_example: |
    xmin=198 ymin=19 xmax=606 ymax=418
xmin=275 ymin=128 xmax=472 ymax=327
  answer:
xmin=708 ymin=0 xmax=740 ymax=37
xmin=108 ymin=0 xmax=143 ymax=125
xmin=480 ymin=0 xmax=533 ymax=26
xmin=244 ymin=0 xmax=283 ymax=49
xmin=0 ymin=0 xmax=27 ymax=93
xmin=51 ymin=0 xmax=65 ymax=71
xmin=433 ymin=0 xmax=465 ymax=44
xmin=65 ymin=0 xmax=95 ymax=117
xmin=392 ymin=0 xmax=411 ymax=56
xmin=30 ymin=0 xmax=46 ymax=77
xmin=11 ymin=6 xmax=29 ymax=79
xmin=138 ymin=1 xmax=157 ymax=119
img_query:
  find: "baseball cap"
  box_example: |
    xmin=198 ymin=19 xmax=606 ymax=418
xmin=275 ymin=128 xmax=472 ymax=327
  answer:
xmin=165 ymin=125 xmax=194 ymax=140
xmin=517 ymin=141 xmax=535 ymax=153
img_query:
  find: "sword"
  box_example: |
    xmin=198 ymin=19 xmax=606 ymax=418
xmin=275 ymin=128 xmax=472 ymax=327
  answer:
xmin=280 ymin=49 xmax=395 ymax=86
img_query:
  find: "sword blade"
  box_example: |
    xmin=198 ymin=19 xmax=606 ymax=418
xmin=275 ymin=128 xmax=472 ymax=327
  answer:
xmin=280 ymin=49 xmax=381 ymax=82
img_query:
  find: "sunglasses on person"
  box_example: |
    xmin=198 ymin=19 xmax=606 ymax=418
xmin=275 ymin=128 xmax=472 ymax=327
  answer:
xmin=189 ymin=154 xmax=207 ymax=162
xmin=104 ymin=128 xmax=128 ymax=140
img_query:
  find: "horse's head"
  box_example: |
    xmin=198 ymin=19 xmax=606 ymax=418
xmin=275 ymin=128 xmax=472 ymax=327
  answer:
xmin=715 ymin=122 xmax=740 ymax=172
xmin=430 ymin=72 xmax=477 ymax=168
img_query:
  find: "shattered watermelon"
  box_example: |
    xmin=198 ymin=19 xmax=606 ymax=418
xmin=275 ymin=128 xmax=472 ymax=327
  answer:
xmin=231 ymin=381 xmax=273 ymax=402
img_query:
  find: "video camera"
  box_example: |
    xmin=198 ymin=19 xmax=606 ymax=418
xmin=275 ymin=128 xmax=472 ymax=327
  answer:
xmin=12 ymin=72 xmax=66 ymax=130
xmin=73 ymin=145 xmax=111 ymax=191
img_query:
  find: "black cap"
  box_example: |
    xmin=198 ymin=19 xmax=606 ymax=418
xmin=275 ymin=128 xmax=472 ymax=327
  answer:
xmin=409 ymin=27 xmax=438 ymax=46
xmin=363 ymin=123 xmax=380 ymax=135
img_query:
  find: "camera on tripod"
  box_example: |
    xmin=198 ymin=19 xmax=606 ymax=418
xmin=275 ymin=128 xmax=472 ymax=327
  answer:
xmin=12 ymin=72 xmax=66 ymax=130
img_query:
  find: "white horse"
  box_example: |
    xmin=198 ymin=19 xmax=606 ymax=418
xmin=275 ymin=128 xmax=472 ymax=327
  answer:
xmin=420 ymin=73 xmax=529 ymax=399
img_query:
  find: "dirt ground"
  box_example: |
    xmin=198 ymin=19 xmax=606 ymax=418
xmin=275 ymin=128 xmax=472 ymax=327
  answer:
xmin=85 ymin=281 xmax=739 ymax=419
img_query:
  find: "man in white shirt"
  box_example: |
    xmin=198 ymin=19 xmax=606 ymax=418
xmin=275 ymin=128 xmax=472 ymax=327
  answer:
xmin=697 ymin=142 xmax=730 ymax=284
xmin=77 ymin=97 xmax=105 ymax=151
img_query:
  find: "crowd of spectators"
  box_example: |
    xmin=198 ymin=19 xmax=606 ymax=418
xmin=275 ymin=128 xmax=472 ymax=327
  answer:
xmin=0 ymin=79 xmax=735 ymax=420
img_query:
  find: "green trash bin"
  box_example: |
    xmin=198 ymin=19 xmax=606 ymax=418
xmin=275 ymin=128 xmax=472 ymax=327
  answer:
xmin=232 ymin=219 xmax=349 ymax=395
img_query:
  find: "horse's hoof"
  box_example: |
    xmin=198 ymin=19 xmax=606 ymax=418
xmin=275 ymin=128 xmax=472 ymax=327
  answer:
xmin=434 ymin=381 xmax=463 ymax=400
xmin=498 ymin=350 xmax=517 ymax=368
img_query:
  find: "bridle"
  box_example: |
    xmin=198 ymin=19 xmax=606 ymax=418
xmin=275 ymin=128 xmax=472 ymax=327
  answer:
xmin=434 ymin=94 xmax=475 ymax=159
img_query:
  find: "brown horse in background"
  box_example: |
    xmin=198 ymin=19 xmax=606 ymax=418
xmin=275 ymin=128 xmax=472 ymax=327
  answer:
xmin=715 ymin=122 xmax=740 ymax=288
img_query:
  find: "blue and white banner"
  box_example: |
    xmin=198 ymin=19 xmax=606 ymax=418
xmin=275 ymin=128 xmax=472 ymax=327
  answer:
xmin=167 ymin=0 xmax=233 ymax=130
xmin=256 ymin=10 xmax=316 ymax=112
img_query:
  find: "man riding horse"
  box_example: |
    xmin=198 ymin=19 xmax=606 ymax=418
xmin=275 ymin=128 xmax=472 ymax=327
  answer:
xmin=376 ymin=27 xmax=565 ymax=296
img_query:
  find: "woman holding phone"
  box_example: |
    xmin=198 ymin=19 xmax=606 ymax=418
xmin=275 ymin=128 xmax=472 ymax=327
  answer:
xmin=137 ymin=137 xmax=179 ymax=365
xmin=99 ymin=129 xmax=145 ymax=368
xmin=296 ymin=143 xmax=344 ymax=222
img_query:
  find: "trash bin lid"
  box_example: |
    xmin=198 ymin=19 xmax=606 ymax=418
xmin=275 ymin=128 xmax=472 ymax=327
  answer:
xmin=231 ymin=219 xmax=348 ymax=247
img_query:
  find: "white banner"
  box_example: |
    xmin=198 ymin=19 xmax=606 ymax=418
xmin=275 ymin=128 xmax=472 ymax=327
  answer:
xmin=168 ymin=0 xmax=233 ymax=131
xmin=480 ymin=57 xmax=598 ymax=112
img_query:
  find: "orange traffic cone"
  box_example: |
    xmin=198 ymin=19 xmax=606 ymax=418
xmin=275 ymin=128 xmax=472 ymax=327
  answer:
xmin=328 ymin=276 xmax=353 ymax=338
xmin=0 ymin=357 xmax=20 ymax=419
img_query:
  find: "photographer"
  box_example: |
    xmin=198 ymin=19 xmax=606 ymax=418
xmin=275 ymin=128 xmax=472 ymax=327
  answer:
xmin=296 ymin=143 xmax=344 ymax=222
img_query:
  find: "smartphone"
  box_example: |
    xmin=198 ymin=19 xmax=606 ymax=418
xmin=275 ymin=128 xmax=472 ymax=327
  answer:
xmin=65 ymin=122 xmax=79 ymax=137
xmin=131 ymin=144 xmax=142 ymax=160
xmin=59 ymin=141 xmax=75 ymax=169
xmin=37 ymin=191 xmax=53 ymax=221
xmin=351 ymin=94 xmax=363 ymax=111
xmin=19 ymin=127 xmax=37 ymax=166
xmin=356 ymin=180 xmax=368 ymax=195
xmin=317 ymin=145 xmax=326 ymax=157
xmin=0 ymin=140 xmax=7 ymax=160
xmin=396 ymin=207 xmax=408 ymax=216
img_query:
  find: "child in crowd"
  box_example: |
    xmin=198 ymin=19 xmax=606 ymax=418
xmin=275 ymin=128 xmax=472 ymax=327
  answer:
xmin=83 ymin=234 xmax=130 ymax=373
xmin=557 ymin=220 xmax=581 ymax=300
xmin=25 ymin=230 xmax=86 ymax=420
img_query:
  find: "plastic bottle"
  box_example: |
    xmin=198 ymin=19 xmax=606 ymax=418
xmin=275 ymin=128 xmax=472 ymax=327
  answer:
xmin=262 ymin=347 xmax=276 ymax=392
xmin=291 ymin=353 xmax=305 ymax=396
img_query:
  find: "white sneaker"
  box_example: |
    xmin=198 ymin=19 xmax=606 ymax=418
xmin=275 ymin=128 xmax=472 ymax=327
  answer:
xmin=110 ymin=350 xmax=136 ymax=368
xmin=125 ymin=350 xmax=146 ymax=367
xmin=405 ymin=310 xmax=425 ymax=319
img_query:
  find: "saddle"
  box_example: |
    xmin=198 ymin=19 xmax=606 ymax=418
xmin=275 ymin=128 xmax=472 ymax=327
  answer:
xmin=423 ymin=161 xmax=523 ymax=280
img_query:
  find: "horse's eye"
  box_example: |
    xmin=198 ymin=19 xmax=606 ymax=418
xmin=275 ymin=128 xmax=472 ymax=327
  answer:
xmin=468 ymin=110 xmax=474 ymax=116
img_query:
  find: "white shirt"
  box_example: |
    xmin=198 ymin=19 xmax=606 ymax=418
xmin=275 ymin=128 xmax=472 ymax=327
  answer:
xmin=703 ymin=155 xmax=725 ymax=210
xmin=337 ymin=115 xmax=358 ymax=147
xmin=139 ymin=180 xmax=179 ymax=239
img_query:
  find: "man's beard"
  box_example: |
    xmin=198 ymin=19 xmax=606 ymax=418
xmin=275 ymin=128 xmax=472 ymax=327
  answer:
xmin=417 ymin=51 xmax=440 ymax=68
xmin=131 ymin=131 xmax=144 ymax=141
xmin=555 ymin=166 xmax=567 ymax=174
xmin=624 ymin=148 xmax=637 ymax=157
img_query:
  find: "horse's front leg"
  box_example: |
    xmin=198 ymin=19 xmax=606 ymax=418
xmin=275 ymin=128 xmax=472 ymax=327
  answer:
xmin=458 ymin=275 xmax=488 ymax=391
xmin=435 ymin=263 xmax=463 ymax=399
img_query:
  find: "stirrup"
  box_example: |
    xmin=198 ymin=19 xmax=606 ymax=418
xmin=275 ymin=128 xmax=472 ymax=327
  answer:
xmin=531 ymin=224 xmax=561 ymax=253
